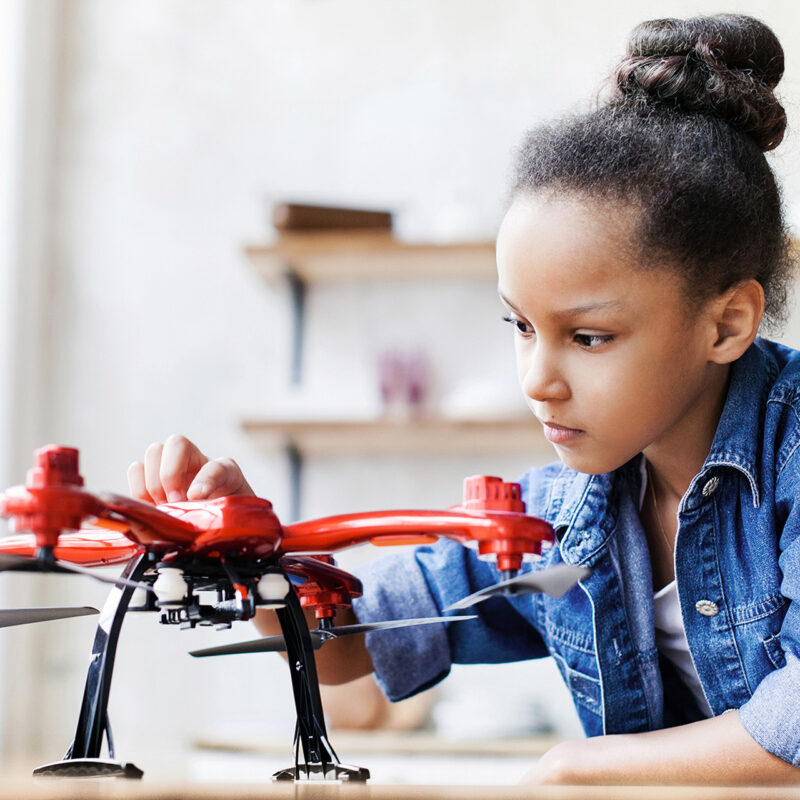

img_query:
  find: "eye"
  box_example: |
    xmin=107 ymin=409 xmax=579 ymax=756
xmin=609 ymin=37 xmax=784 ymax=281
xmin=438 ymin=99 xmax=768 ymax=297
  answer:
xmin=502 ymin=315 xmax=534 ymax=336
xmin=574 ymin=333 xmax=614 ymax=349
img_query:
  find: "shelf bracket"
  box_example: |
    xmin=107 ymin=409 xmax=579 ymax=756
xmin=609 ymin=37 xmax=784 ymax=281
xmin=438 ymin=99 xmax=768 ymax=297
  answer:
xmin=287 ymin=440 xmax=303 ymax=522
xmin=285 ymin=267 xmax=306 ymax=385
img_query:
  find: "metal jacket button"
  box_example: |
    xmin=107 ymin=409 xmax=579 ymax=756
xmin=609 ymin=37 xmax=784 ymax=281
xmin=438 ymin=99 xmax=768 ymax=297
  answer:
xmin=696 ymin=599 xmax=719 ymax=616
xmin=702 ymin=476 xmax=720 ymax=497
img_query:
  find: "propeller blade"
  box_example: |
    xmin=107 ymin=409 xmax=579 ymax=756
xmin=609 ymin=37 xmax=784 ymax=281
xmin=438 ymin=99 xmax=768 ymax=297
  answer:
xmin=0 ymin=554 xmax=152 ymax=592
xmin=324 ymin=614 xmax=477 ymax=637
xmin=189 ymin=614 xmax=477 ymax=658
xmin=444 ymin=563 xmax=591 ymax=611
xmin=189 ymin=634 xmax=313 ymax=657
xmin=0 ymin=606 xmax=99 ymax=628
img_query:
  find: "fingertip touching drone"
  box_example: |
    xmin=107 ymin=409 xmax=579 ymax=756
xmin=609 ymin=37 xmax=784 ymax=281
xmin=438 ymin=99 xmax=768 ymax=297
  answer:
xmin=0 ymin=444 xmax=589 ymax=782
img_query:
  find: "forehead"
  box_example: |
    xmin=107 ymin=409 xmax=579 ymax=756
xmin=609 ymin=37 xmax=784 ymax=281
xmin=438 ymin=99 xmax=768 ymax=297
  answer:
xmin=496 ymin=193 xmax=676 ymax=315
xmin=498 ymin=194 xmax=636 ymax=283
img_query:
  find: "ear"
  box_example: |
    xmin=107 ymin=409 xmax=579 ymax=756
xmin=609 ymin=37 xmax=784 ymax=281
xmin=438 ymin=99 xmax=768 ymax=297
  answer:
xmin=707 ymin=279 xmax=765 ymax=365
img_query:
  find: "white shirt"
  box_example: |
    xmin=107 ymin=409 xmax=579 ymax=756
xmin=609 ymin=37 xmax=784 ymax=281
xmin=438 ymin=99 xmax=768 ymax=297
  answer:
xmin=653 ymin=580 xmax=713 ymax=717
xmin=641 ymin=461 xmax=712 ymax=717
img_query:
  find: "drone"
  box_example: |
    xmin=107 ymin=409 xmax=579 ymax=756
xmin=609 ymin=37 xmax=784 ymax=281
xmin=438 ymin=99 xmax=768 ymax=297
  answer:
xmin=0 ymin=444 xmax=589 ymax=783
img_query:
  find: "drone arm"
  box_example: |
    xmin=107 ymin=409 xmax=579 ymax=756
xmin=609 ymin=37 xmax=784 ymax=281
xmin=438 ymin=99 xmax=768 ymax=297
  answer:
xmin=0 ymin=530 xmax=141 ymax=567
xmin=282 ymin=510 xmax=488 ymax=550
xmin=0 ymin=483 xmax=197 ymax=555
xmin=94 ymin=493 xmax=199 ymax=548
xmin=281 ymin=509 xmax=551 ymax=566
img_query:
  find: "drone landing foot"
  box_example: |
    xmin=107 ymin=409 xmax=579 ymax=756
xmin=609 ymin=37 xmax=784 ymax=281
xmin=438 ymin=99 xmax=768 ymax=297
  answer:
xmin=273 ymin=762 xmax=370 ymax=782
xmin=33 ymin=758 xmax=144 ymax=779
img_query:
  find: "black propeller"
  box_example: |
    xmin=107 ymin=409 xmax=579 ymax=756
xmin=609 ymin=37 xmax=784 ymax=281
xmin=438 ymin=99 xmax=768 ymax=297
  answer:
xmin=0 ymin=554 xmax=152 ymax=592
xmin=189 ymin=614 xmax=478 ymax=658
xmin=0 ymin=606 xmax=99 ymax=629
xmin=444 ymin=562 xmax=590 ymax=611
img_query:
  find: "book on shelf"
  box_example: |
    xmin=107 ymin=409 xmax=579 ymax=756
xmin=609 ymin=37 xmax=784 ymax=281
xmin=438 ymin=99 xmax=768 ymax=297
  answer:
xmin=272 ymin=202 xmax=393 ymax=232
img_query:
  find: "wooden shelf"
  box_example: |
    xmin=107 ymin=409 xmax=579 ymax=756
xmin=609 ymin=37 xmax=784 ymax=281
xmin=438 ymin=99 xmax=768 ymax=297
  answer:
xmin=244 ymin=231 xmax=496 ymax=283
xmin=241 ymin=415 xmax=549 ymax=458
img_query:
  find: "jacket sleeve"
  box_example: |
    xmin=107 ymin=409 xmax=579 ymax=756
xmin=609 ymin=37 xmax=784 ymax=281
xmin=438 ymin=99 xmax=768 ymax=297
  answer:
xmin=352 ymin=537 xmax=549 ymax=701
xmin=738 ymin=448 xmax=800 ymax=766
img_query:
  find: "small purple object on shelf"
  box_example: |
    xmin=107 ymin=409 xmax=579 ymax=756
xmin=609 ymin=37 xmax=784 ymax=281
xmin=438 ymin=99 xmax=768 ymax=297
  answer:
xmin=377 ymin=349 xmax=429 ymax=417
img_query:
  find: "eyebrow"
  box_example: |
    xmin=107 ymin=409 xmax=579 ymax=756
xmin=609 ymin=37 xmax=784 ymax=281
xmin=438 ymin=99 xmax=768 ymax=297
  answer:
xmin=497 ymin=289 xmax=627 ymax=319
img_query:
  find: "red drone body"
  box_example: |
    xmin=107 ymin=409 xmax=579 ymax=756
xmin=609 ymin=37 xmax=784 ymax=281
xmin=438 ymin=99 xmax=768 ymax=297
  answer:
xmin=0 ymin=445 xmax=554 ymax=590
xmin=0 ymin=444 xmax=586 ymax=784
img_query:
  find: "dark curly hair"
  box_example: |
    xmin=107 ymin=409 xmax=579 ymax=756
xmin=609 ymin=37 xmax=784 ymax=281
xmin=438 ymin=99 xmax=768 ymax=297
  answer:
xmin=512 ymin=14 xmax=793 ymax=330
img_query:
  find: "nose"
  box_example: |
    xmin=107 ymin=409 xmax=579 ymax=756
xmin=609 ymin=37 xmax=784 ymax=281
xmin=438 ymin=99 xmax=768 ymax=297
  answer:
xmin=519 ymin=342 xmax=570 ymax=403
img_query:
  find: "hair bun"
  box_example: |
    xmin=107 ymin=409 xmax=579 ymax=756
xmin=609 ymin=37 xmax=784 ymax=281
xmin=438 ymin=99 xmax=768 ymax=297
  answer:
xmin=615 ymin=14 xmax=786 ymax=151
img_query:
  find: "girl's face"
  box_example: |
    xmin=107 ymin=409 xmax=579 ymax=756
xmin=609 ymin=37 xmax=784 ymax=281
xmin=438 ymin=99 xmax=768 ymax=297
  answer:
xmin=496 ymin=193 xmax=722 ymax=475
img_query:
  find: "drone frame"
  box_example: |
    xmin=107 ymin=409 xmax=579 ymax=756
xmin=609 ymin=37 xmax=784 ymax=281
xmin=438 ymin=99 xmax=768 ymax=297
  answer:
xmin=0 ymin=445 xmax=586 ymax=783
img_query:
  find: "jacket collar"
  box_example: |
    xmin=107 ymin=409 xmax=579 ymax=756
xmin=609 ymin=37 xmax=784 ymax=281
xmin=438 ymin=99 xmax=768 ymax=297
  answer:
xmin=701 ymin=340 xmax=775 ymax=509
xmin=551 ymin=468 xmax=617 ymax=565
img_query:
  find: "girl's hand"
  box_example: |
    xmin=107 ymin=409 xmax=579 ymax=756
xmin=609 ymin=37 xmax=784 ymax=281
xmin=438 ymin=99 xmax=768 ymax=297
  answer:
xmin=521 ymin=712 xmax=800 ymax=786
xmin=127 ymin=434 xmax=255 ymax=504
xmin=521 ymin=739 xmax=585 ymax=785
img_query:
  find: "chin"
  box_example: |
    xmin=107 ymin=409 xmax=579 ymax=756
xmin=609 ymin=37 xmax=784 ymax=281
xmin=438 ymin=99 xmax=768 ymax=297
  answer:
xmin=553 ymin=447 xmax=625 ymax=476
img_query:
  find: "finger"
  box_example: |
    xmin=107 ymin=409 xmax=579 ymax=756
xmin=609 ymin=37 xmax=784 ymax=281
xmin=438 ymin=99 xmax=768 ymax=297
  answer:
xmin=187 ymin=458 xmax=254 ymax=500
xmin=144 ymin=442 xmax=167 ymax=504
xmin=127 ymin=461 xmax=154 ymax=504
xmin=160 ymin=434 xmax=208 ymax=503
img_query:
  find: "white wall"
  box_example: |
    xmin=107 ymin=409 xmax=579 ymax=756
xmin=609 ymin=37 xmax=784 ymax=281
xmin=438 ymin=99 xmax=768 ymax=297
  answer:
xmin=0 ymin=0 xmax=71 ymax=762
xmin=3 ymin=0 xmax=800 ymax=777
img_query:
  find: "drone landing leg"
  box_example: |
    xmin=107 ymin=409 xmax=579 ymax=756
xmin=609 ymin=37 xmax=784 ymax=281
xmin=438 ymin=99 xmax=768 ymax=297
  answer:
xmin=272 ymin=589 xmax=369 ymax=783
xmin=33 ymin=553 xmax=150 ymax=780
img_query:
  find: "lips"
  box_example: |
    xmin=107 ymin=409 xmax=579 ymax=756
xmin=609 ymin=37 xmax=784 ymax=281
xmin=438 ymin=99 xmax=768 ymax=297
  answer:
xmin=541 ymin=420 xmax=584 ymax=445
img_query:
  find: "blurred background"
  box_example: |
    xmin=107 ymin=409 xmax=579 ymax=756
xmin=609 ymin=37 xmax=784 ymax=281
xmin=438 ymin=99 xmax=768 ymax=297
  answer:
xmin=1 ymin=0 xmax=799 ymax=786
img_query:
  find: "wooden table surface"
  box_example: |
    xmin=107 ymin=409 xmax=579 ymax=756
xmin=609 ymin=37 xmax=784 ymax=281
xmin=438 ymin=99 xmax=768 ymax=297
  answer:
xmin=1 ymin=780 xmax=799 ymax=800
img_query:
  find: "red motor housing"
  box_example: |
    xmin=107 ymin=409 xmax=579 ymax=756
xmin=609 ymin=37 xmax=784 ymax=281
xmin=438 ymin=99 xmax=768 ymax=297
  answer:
xmin=0 ymin=445 xmax=100 ymax=550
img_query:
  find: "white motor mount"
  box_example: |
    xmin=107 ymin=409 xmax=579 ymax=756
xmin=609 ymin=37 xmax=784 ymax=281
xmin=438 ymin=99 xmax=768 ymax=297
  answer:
xmin=152 ymin=567 xmax=189 ymax=608
xmin=257 ymin=573 xmax=291 ymax=608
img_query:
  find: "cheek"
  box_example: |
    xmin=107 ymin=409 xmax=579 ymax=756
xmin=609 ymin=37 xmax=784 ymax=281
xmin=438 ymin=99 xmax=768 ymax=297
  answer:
xmin=597 ymin=341 xmax=702 ymax=430
xmin=574 ymin=354 xmax=641 ymax=405
xmin=573 ymin=351 xmax=673 ymax=431
xmin=513 ymin=340 xmax=529 ymax=385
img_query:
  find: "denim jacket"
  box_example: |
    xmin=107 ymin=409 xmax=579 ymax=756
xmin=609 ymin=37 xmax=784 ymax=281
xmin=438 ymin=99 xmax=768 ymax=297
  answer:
xmin=353 ymin=338 xmax=800 ymax=766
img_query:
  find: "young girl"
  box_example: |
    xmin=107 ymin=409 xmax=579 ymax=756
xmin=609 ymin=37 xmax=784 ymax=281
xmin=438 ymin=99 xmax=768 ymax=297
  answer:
xmin=129 ymin=14 xmax=800 ymax=785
